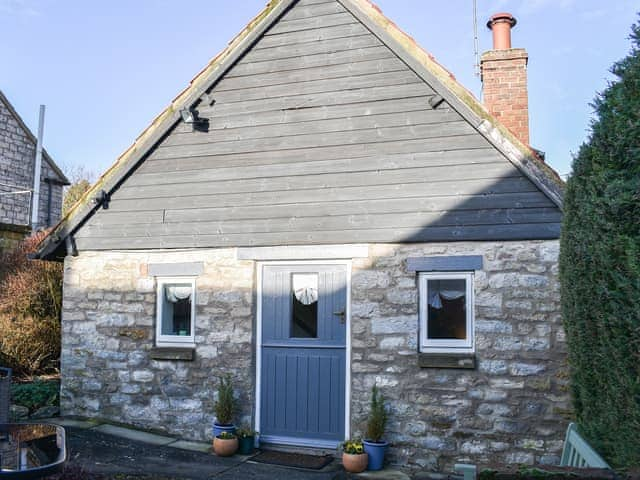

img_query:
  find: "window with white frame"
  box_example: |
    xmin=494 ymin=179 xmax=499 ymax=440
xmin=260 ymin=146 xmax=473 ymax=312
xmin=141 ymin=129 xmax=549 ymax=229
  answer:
xmin=156 ymin=277 xmax=196 ymax=346
xmin=419 ymin=272 xmax=474 ymax=353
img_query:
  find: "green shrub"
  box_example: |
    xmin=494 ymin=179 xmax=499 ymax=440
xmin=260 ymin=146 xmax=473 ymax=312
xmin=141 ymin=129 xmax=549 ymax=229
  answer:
xmin=366 ymin=384 xmax=388 ymax=442
xmin=560 ymin=16 xmax=640 ymax=468
xmin=214 ymin=374 xmax=236 ymax=425
xmin=0 ymin=232 xmax=62 ymax=377
xmin=11 ymin=379 xmax=60 ymax=413
xmin=0 ymin=315 xmax=61 ymax=377
xmin=0 ymin=231 xmax=62 ymax=320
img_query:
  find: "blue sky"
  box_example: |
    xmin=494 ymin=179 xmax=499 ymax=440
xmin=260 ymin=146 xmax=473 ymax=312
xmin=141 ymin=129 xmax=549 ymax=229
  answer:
xmin=1 ymin=0 xmax=637 ymax=179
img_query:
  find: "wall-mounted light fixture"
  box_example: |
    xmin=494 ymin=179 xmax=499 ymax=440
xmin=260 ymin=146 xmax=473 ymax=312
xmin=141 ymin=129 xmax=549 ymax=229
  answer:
xmin=180 ymin=107 xmax=209 ymax=132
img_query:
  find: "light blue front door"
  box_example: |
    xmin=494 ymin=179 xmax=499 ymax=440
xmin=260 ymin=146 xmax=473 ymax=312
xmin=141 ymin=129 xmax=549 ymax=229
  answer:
xmin=260 ymin=264 xmax=347 ymax=448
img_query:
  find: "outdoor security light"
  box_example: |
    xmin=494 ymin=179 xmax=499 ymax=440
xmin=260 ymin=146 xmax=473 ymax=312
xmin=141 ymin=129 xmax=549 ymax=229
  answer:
xmin=179 ymin=107 xmax=209 ymax=131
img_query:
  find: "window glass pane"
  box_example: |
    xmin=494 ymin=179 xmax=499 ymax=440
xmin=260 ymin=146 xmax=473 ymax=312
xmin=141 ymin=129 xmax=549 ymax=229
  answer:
xmin=291 ymin=273 xmax=318 ymax=338
xmin=427 ymin=278 xmax=466 ymax=340
xmin=161 ymin=283 xmax=192 ymax=336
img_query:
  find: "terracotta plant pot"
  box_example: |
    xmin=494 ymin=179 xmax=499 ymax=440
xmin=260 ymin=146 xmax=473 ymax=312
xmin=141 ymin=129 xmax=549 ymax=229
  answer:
xmin=213 ymin=436 xmax=238 ymax=457
xmin=342 ymin=452 xmax=368 ymax=473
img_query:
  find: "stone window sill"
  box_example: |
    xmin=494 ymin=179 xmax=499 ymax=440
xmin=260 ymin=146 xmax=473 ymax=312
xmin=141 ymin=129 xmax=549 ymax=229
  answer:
xmin=418 ymin=352 xmax=475 ymax=369
xmin=150 ymin=347 xmax=195 ymax=361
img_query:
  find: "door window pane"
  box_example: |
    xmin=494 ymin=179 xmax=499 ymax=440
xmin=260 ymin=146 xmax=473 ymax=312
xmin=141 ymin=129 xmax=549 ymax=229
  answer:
xmin=291 ymin=273 xmax=318 ymax=338
xmin=161 ymin=283 xmax=192 ymax=336
xmin=427 ymin=278 xmax=467 ymax=340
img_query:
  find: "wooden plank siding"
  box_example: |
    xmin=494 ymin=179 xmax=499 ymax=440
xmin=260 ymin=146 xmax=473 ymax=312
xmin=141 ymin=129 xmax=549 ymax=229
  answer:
xmin=75 ymin=0 xmax=561 ymax=250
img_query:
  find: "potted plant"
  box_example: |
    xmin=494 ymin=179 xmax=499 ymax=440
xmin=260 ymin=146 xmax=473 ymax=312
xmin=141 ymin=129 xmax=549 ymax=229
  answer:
xmin=363 ymin=384 xmax=388 ymax=471
xmin=236 ymin=426 xmax=258 ymax=455
xmin=341 ymin=438 xmax=368 ymax=473
xmin=212 ymin=374 xmax=236 ymax=437
xmin=213 ymin=431 xmax=238 ymax=457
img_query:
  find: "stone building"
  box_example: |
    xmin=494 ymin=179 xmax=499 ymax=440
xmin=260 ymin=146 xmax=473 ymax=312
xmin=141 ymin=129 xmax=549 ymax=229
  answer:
xmin=0 ymin=90 xmax=68 ymax=252
xmin=36 ymin=0 xmax=568 ymax=471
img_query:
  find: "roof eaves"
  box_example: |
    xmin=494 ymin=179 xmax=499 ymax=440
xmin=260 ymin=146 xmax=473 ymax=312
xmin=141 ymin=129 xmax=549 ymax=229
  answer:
xmin=35 ymin=0 xmax=294 ymax=260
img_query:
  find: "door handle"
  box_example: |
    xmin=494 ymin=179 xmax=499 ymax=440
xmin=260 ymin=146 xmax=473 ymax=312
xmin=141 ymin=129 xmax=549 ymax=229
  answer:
xmin=333 ymin=310 xmax=346 ymax=324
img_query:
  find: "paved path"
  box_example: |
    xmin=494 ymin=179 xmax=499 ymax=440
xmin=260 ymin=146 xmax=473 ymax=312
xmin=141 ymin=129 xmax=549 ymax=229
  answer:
xmin=65 ymin=426 xmax=342 ymax=479
xmin=46 ymin=418 xmax=410 ymax=480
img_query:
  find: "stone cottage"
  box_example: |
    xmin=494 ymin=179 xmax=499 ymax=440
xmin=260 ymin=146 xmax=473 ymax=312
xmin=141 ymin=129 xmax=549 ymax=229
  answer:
xmin=36 ymin=0 xmax=569 ymax=470
xmin=0 ymin=90 xmax=68 ymax=252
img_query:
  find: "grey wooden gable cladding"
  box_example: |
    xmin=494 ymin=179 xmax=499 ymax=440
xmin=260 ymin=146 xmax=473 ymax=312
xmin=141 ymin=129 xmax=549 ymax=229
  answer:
xmin=74 ymin=0 xmax=562 ymax=251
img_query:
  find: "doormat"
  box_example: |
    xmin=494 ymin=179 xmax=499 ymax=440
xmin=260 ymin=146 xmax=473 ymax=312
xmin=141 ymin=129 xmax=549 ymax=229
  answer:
xmin=251 ymin=450 xmax=334 ymax=470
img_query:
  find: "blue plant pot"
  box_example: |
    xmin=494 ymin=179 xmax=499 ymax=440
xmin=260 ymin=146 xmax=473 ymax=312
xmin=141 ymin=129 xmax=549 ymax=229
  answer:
xmin=363 ymin=440 xmax=388 ymax=471
xmin=212 ymin=422 xmax=236 ymax=438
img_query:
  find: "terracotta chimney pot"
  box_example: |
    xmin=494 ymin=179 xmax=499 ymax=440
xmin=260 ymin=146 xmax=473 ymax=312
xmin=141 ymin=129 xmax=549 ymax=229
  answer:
xmin=487 ymin=13 xmax=517 ymax=50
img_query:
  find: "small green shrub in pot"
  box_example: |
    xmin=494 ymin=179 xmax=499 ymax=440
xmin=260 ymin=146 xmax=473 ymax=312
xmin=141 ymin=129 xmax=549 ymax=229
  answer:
xmin=212 ymin=374 xmax=237 ymax=437
xmin=363 ymin=384 xmax=389 ymax=471
xmin=366 ymin=384 xmax=388 ymax=442
xmin=236 ymin=425 xmax=258 ymax=455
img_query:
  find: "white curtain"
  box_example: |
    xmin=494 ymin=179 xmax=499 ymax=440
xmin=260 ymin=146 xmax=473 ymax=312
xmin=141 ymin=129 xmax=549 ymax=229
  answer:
xmin=165 ymin=285 xmax=192 ymax=303
xmin=428 ymin=279 xmax=465 ymax=309
xmin=293 ymin=274 xmax=318 ymax=305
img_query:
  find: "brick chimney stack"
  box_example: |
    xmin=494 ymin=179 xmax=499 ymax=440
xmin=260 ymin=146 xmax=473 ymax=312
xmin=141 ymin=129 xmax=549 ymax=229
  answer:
xmin=481 ymin=13 xmax=530 ymax=146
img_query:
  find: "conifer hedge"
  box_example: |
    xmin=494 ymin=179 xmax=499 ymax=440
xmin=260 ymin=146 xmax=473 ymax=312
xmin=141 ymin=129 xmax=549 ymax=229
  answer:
xmin=559 ymin=17 xmax=640 ymax=468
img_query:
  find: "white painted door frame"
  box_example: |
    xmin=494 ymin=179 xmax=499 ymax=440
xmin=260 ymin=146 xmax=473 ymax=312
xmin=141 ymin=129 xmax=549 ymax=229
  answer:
xmin=254 ymin=259 xmax=352 ymax=448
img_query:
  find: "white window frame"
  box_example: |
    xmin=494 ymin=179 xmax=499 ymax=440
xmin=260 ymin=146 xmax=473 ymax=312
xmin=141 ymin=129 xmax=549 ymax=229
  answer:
xmin=155 ymin=276 xmax=196 ymax=347
xmin=419 ymin=271 xmax=474 ymax=353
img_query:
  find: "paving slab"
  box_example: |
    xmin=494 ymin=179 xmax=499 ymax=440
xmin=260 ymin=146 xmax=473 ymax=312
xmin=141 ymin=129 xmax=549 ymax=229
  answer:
xmin=65 ymin=426 xmax=237 ymax=479
xmin=355 ymin=469 xmax=411 ymax=480
xmin=58 ymin=421 xmax=412 ymax=479
xmin=65 ymin=426 xmax=339 ymax=479
xmin=41 ymin=417 xmax=101 ymax=429
xmin=169 ymin=439 xmax=212 ymax=453
xmin=93 ymin=423 xmax=176 ymax=446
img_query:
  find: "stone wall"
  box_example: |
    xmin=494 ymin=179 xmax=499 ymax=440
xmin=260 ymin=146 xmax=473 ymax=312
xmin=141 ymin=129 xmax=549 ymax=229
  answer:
xmin=61 ymin=240 xmax=568 ymax=469
xmin=0 ymin=99 xmax=64 ymax=229
xmin=61 ymin=249 xmax=255 ymax=441
xmin=349 ymin=240 xmax=568 ymax=470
